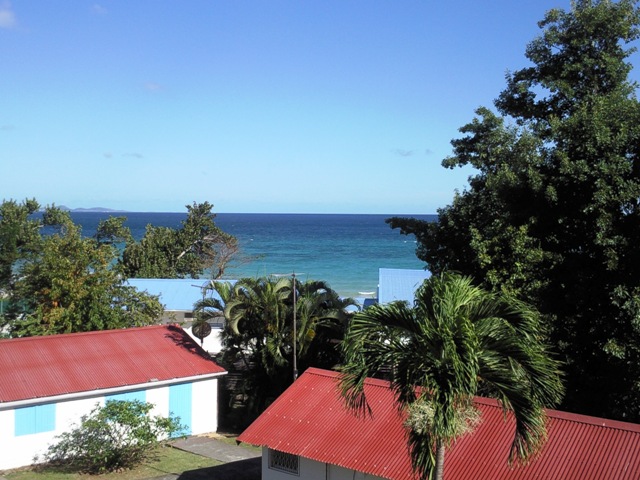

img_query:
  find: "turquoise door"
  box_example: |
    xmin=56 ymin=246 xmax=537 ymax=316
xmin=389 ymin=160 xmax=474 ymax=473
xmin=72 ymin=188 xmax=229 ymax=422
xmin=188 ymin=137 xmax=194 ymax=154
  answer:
xmin=169 ymin=383 xmax=192 ymax=436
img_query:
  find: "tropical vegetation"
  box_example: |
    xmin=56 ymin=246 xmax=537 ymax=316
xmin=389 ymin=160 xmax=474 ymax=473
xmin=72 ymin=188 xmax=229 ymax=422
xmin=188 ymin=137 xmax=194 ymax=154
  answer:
xmin=339 ymin=272 xmax=564 ymax=480
xmin=6 ymin=448 xmax=219 ymax=480
xmin=0 ymin=198 xmax=235 ymax=336
xmin=388 ymin=0 xmax=640 ymax=422
xmin=96 ymin=201 xmax=239 ymax=279
xmin=41 ymin=400 xmax=184 ymax=474
xmin=199 ymin=276 xmax=356 ymax=424
xmin=0 ymin=200 xmax=163 ymax=336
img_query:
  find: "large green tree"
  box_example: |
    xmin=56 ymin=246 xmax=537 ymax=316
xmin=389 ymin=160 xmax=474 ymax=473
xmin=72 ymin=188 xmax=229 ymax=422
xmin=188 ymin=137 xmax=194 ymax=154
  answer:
xmin=0 ymin=200 xmax=163 ymax=336
xmin=105 ymin=201 xmax=238 ymax=279
xmin=389 ymin=0 xmax=640 ymax=421
xmin=340 ymin=273 xmax=564 ymax=480
xmin=0 ymin=198 xmax=42 ymax=292
xmin=201 ymin=276 xmax=355 ymax=421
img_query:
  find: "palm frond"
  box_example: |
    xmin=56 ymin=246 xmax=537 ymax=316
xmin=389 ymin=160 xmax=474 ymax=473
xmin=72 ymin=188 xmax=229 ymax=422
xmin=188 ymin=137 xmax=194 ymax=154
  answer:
xmin=338 ymin=272 xmax=564 ymax=480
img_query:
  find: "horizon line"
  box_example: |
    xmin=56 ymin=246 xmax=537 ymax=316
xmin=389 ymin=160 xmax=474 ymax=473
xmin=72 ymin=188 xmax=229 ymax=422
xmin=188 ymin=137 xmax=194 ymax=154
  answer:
xmin=64 ymin=209 xmax=437 ymax=216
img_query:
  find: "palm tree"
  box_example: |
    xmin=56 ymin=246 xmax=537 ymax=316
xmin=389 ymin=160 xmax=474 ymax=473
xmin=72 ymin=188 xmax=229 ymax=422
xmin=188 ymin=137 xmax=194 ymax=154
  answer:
xmin=199 ymin=276 xmax=356 ymax=419
xmin=339 ymin=272 xmax=564 ymax=480
xmin=294 ymin=279 xmax=357 ymax=370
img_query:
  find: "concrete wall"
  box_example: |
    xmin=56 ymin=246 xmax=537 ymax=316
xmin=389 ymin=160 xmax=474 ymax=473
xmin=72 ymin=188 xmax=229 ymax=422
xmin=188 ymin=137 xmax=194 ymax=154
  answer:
xmin=183 ymin=324 xmax=224 ymax=354
xmin=0 ymin=377 xmax=220 ymax=472
xmin=260 ymin=448 xmax=387 ymax=480
xmin=327 ymin=464 xmax=387 ymax=479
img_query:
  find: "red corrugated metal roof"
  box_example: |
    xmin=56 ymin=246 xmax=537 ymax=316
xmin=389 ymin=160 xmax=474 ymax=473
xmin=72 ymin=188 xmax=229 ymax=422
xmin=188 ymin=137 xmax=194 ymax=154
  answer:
xmin=237 ymin=368 xmax=640 ymax=480
xmin=238 ymin=368 xmax=414 ymax=479
xmin=0 ymin=325 xmax=226 ymax=403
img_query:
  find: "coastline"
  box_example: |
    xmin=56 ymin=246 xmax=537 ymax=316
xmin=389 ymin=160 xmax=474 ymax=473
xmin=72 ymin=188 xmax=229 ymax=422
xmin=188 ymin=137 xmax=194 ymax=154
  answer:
xmin=64 ymin=211 xmax=431 ymax=299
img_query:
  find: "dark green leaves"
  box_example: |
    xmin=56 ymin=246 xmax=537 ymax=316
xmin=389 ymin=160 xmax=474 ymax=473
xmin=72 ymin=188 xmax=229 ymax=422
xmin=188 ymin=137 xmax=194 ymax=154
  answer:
xmin=389 ymin=0 xmax=640 ymax=422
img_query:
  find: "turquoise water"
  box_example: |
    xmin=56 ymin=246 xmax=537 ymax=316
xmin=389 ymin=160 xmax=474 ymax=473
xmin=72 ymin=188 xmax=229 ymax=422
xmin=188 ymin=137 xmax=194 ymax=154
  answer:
xmin=67 ymin=212 xmax=434 ymax=298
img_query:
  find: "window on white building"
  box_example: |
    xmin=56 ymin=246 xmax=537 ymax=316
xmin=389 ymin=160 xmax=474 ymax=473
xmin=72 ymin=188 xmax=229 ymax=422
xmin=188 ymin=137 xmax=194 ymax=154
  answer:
xmin=15 ymin=403 xmax=55 ymax=436
xmin=268 ymin=448 xmax=300 ymax=475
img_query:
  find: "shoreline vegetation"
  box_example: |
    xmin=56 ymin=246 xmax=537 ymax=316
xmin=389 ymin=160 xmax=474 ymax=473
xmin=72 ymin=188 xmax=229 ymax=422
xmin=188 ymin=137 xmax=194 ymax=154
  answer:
xmin=53 ymin=210 xmax=433 ymax=299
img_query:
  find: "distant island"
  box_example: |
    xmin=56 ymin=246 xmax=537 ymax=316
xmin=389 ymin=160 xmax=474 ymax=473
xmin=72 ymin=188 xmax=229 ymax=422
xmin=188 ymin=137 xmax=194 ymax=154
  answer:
xmin=51 ymin=206 xmax=128 ymax=213
xmin=71 ymin=207 xmax=127 ymax=213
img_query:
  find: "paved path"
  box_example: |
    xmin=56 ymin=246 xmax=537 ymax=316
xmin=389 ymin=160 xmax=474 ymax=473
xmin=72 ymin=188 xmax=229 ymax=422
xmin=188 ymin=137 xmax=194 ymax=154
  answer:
xmin=172 ymin=435 xmax=260 ymax=463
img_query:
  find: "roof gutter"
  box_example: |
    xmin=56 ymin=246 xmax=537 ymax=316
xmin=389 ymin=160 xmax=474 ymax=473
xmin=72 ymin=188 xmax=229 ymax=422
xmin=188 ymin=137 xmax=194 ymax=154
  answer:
xmin=0 ymin=371 xmax=227 ymax=410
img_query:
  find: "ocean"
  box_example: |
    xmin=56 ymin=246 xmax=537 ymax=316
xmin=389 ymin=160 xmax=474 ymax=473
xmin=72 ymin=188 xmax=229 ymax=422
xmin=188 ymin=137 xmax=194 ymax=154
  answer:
xmin=66 ymin=212 xmax=435 ymax=298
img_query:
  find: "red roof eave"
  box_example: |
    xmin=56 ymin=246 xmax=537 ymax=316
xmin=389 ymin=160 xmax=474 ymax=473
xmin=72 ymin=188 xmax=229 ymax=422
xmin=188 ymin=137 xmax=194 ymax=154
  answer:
xmin=0 ymin=325 xmax=226 ymax=403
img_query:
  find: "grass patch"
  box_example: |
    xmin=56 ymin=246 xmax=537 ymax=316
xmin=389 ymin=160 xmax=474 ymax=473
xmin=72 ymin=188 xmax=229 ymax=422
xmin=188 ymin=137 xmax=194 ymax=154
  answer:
xmin=3 ymin=446 xmax=221 ymax=480
xmin=214 ymin=432 xmax=261 ymax=453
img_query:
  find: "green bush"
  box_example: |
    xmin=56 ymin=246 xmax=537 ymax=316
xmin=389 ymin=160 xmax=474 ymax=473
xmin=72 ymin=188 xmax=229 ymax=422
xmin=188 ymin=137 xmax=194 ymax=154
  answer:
xmin=42 ymin=400 xmax=185 ymax=474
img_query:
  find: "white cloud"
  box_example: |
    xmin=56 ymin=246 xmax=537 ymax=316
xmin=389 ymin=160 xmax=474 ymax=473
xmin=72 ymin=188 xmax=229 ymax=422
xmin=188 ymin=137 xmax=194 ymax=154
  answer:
xmin=92 ymin=4 xmax=108 ymax=15
xmin=144 ymin=82 xmax=163 ymax=92
xmin=392 ymin=148 xmax=414 ymax=157
xmin=0 ymin=1 xmax=16 ymax=29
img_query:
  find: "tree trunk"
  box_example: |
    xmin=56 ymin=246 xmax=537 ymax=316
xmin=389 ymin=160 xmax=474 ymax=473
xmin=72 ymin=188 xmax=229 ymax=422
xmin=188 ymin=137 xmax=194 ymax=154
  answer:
xmin=434 ymin=443 xmax=446 ymax=480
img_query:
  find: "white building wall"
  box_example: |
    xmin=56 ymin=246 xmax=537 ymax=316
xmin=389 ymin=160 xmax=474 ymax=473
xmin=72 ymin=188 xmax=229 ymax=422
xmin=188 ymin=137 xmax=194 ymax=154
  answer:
xmin=327 ymin=464 xmax=388 ymax=480
xmin=146 ymin=384 xmax=170 ymax=418
xmin=0 ymin=395 xmax=102 ymax=471
xmin=300 ymin=455 xmax=328 ymax=480
xmin=57 ymin=395 xmax=103 ymax=430
xmin=1 ymin=418 xmax=58 ymax=471
xmin=0 ymin=377 xmax=220 ymax=472
xmin=184 ymin=325 xmax=224 ymax=354
xmin=191 ymin=377 xmax=218 ymax=434
xmin=260 ymin=448 xmax=388 ymax=480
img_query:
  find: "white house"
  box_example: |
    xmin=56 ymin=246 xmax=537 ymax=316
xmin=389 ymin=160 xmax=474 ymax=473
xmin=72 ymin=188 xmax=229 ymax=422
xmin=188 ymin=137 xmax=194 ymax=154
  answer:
xmin=238 ymin=367 xmax=640 ymax=480
xmin=126 ymin=278 xmax=235 ymax=353
xmin=0 ymin=325 xmax=226 ymax=471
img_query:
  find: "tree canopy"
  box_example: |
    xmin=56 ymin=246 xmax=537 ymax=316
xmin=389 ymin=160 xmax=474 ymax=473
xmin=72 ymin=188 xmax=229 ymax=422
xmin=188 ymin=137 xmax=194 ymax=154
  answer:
xmin=388 ymin=0 xmax=640 ymax=421
xmin=0 ymin=200 xmax=163 ymax=336
xmin=0 ymin=199 xmax=236 ymax=337
xmin=99 ymin=201 xmax=239 ymax=279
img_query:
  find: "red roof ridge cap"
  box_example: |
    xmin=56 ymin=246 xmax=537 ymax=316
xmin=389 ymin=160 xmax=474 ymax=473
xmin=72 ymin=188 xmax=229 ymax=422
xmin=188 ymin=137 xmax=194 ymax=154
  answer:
xmin=304 ymin=367 xmax=394 ymax=389
xmin=543 ymin=407 xmax=640 ymax=432
xmin=473 ymin=395 xmax=640 ymax=432
xmin=0 ymin=324 xmax=170 ymax=344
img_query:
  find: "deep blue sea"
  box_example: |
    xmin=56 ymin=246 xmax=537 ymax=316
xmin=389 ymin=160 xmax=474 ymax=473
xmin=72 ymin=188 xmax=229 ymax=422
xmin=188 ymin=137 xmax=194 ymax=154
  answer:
xmin=66 ymin=212 xmax=435 ymax=298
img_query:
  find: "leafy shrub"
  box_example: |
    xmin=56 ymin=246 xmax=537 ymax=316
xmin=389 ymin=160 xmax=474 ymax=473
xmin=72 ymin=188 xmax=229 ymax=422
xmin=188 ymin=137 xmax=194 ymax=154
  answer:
xmin=42 ymin=400 xmax=185 ymax=474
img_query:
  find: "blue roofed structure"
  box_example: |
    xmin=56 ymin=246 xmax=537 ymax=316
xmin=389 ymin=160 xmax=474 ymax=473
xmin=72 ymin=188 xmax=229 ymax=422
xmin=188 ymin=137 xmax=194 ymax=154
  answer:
xmin=377 ymin=268 xmax=431 ymax=305
xmin=126 ymin=278 xmax=212 ymax=312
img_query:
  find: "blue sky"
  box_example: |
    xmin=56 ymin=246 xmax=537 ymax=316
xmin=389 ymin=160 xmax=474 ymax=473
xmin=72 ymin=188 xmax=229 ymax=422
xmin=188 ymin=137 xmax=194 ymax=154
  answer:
xmin=1 ymin=0 xmax=628 ymax=213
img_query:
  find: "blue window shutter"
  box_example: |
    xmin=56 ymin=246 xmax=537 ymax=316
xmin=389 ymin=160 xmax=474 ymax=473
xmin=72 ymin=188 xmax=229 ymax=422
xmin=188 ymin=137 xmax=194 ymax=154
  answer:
xmin=14 ymin=406 xmax=34 ymax=436
xmin=35 ymin=403 xmax=55 ymax=432
xmin=169 ymin=383 xmax=192 ymax=436
xmin=105 ymin=389 xmax=146 ymax=403
xmin=15 ymin=403 xmax=56 ymax=436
